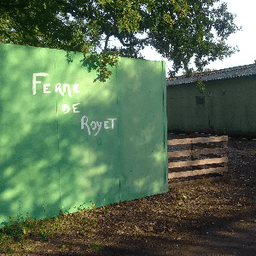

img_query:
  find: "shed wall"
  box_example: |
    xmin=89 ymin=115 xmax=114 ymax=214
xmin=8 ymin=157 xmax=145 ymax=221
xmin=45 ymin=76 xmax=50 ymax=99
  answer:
xmin=167 ymin=76 xmax=256 ymax=136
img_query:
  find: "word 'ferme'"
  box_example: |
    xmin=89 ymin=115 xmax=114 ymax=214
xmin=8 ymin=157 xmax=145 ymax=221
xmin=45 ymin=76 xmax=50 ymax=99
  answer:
xmin=32 ymin=73 xmax=80 ymax=97
xmin=81 ymin=116 xmax=117 ymax=136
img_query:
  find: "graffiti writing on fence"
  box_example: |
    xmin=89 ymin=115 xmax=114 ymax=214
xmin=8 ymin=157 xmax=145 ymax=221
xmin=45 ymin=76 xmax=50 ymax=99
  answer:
xmin=81 ymin=116 xmax=117 ymax=136
xmin=32 ymin=73 xmax=117 ymax=136
xmin=32 ymin=73 xmax=80 ymax=97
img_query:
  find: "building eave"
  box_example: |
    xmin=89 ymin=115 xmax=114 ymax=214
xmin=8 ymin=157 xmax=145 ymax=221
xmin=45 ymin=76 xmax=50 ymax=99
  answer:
xmin=166 ymin=63 xmax=256 ymax=86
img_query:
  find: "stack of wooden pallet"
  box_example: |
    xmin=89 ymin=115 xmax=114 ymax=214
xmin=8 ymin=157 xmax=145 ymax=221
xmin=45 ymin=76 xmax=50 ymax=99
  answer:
xmin=168 ymin=135 xmax=229 ymax=186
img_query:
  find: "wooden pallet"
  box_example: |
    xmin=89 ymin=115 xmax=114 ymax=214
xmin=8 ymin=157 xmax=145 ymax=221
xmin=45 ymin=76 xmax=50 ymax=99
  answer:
xmin=168 ymin=135 xmax=229 ymax=186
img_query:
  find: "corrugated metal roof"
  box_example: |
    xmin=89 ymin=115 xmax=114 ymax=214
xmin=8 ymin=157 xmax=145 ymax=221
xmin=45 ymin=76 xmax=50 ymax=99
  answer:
xmin=166 ymin=62 xmax=256 ymax=86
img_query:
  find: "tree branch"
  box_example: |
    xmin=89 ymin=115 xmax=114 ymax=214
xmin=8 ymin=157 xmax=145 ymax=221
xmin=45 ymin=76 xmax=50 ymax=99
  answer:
xmin=104 ymin=34 xmax=110 ymax=50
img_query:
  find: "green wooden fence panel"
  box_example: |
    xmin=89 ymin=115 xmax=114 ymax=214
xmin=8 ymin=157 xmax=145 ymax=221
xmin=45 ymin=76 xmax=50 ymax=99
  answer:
xmin=0 ymin=43 xmax=168 ymax=228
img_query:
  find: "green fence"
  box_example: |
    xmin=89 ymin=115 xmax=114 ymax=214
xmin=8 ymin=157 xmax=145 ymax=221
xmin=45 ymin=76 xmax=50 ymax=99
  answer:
xmin=0 ymin=43 xmax=168 ymax=228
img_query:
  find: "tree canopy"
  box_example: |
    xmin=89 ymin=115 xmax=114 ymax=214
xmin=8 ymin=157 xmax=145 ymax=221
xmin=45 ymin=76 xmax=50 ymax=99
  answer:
xmin=0 ymin=0 xmax=240 ymax=81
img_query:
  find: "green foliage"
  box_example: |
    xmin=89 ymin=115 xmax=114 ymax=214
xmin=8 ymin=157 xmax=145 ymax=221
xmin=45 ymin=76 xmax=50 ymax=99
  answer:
xmin=87 ymin=242 xmax=105 ymax=251
xmin=81 ymin=50 xmax=119 ymax=82
xmin=196 ymin=80 xmax=206 ymax=93
xmin=0 ymin=0 xmax=240 ymax=81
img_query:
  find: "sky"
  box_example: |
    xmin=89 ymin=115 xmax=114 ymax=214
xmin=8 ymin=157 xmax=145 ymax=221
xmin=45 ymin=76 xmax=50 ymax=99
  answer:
xmin=140 ymin=0 xmax=256 ymax=76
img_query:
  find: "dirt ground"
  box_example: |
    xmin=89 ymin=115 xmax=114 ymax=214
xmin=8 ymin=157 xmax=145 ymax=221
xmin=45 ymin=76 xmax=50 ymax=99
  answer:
xmin=15 ymin=133 xmax=256 ymax=255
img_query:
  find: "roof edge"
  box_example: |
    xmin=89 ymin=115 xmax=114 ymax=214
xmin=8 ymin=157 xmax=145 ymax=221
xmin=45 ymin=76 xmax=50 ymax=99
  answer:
xmin=166 ymin=63 xmax=256 ymax=86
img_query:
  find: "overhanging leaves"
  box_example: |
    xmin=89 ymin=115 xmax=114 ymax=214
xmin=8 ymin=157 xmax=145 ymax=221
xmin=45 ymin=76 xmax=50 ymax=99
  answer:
xmin=0 ymin=0 xmax=240 ymax=81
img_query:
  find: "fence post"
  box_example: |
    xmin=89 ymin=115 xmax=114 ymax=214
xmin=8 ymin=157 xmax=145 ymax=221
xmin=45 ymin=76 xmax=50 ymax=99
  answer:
xmin=191 ymin=142 xmax=196 ymax=171
xmin=222 ymin=138 xmax=229 ymax=180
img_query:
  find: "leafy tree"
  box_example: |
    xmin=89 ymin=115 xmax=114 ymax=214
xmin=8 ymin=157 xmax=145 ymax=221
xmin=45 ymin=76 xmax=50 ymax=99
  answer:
xmin=0 ymin=0 xmax=240 ymax=81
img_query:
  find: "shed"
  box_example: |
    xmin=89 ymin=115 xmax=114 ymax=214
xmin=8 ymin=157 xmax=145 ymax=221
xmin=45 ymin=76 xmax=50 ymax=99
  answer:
xmin=166 ymin=63 xmax=256 ymax=137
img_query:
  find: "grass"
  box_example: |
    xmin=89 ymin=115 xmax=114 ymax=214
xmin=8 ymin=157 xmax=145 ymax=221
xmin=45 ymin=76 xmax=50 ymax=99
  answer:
xmin=0 ymin=203 xmax=98 ymax=254
xmin=87 ymin=242 xmax=104 ymax=252
xmin=173 ymin=189 xmax=190 ymax=209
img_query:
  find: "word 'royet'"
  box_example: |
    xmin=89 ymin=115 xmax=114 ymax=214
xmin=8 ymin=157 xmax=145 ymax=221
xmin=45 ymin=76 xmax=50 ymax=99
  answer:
xmin=81 ymin=116 xmax=117 ymax=136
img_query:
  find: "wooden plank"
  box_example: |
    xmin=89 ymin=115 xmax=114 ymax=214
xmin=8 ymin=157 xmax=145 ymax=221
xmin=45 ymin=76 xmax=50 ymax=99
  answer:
xmin=167 ymin=135 xmax=228 ymax=146
xmin=168 ymin=148 xmax=227 ymax=158
xmin=192 ymin=143 xmax=224 ymax=148
xmin=168 ymin=166 xmax=228 ymax=179
xmin=168 ymin=157 xmax=228 ymax=168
